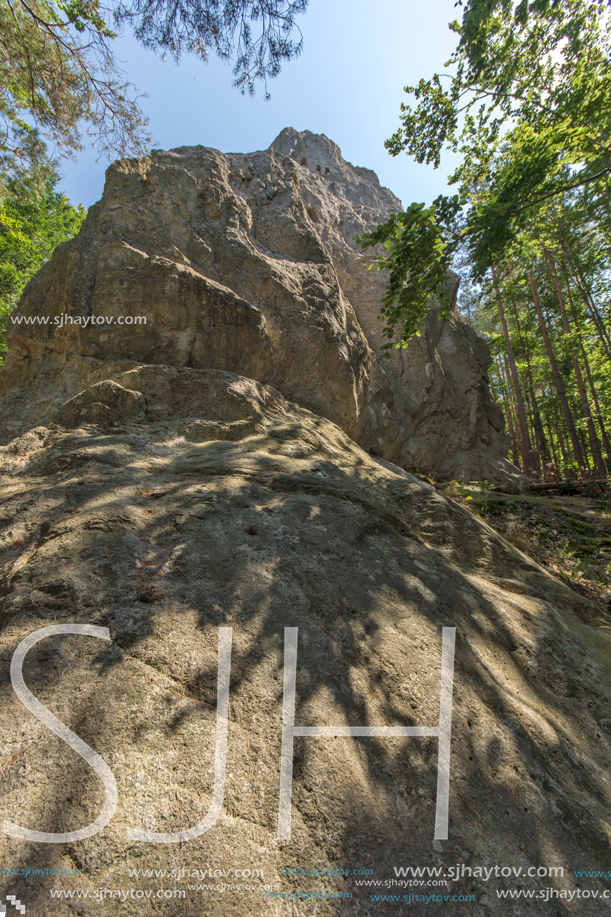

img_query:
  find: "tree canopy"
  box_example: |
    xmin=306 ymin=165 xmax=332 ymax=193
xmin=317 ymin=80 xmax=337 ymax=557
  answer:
xmin=116 ymin=0 xmax=308 ymax=96
xmin=359 ymin=0 xmax=611 ymax=351
xmin=0 ymin=161 xmax=85 ymax=362
xmin=357 ymin=0 xmax=611 ymax=482
xmin=0 ymin=0 xmax=308 ymax=181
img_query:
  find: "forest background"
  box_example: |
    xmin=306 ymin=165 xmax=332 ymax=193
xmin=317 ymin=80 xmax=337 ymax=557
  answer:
xmin=1 ymin=0 xmax=610 ymax=489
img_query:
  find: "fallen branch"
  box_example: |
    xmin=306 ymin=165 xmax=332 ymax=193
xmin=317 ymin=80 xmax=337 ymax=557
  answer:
xmin=529 ymin=478 xmax=609 ymax=494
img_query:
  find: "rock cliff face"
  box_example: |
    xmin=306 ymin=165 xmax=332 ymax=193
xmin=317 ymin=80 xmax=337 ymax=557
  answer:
xmin=268 ymin=129 xmax=512 ymax=484
xmin=3 ymin=131 xmax=608 ymax=917
xmin=0 ymin=127 xmax=520 ymax=487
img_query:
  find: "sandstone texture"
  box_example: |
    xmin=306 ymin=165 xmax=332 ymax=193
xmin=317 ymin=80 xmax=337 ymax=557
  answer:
xmin=0 ymin=131 xmax=605 ymax=917
xmin=0 ymin=127 xmax=520 ymax=488
xmin=269 ymin=130 xmax=513 ymax=485
xmin=0 ymin=369 xmax=609 ymax=915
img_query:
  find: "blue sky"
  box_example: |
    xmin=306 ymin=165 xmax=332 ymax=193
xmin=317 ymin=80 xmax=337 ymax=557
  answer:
xmin=58 ymin=0 xmax=460 ymax=210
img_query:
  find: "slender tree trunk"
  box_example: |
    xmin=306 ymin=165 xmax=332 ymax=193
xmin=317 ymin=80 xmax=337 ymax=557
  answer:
xmin=499 ymin=356 xmax=520 ymax=466
xmin=580 ymin=349 xmax=611 ymax=471
xmin=545 ymin=380 xmax=574 ymax=476
xmin=509 ymin=298 xmax=545 ymax=474
xmin=528 ymin=270 xmax=586 ymax=473
xmin=543 ymin=412 xmax=560 ymax=478
xmin=559 ymin=260 xmax=611 ymax=471
xmin=501 ymin=351 xmax=524 ymax=469
xmin=529 ymin=380 xmax=548 ymax=473
xmin=541 ymin=381 xmax=562 ymax=477
xmin=545 ymin=249 xmax=606 ymax=477
xmin=522 ymin=384 xmax=542 ymax=475
xmin=557 ymin=419 xmax=571 ymax=475
xmin=579 ymin=424 xmax=591 ymax=473
xmin=492 ymin=265 xmax=534 ymax=474
xmin=570 ymin=392 xmax=591 ymax=472
xmin=561 ymin=240 xmax=611 ymax=363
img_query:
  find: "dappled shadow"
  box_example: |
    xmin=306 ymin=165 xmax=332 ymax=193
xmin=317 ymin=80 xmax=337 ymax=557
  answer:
xmin=1 ymin=419 xmax=611 ymax=915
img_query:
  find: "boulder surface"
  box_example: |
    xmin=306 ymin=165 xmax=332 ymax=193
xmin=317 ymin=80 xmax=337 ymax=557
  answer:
xmin=1 ymin=133 xmax=607 ymax=916
xmin=0 ymin=128 xmax=520 ymax=487
xmin=0 ymin=367 xmax=610 ymax=915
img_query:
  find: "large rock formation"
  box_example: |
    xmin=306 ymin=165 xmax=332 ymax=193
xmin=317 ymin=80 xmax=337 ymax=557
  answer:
xmin=268 ymin=129 xmax=512 ymax=484
xmin=0 ymin=370 xmax=610 ymax=916
xmin=0 ymin=128 xmax=520 ymax=487
xmin=2 ymin=131 xmax=609 ymax=917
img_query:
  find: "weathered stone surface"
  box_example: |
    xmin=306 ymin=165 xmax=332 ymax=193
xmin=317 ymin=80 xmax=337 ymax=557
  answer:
xmin=4 ymin=130 xmax=604 ymax=915
xmin=57 ymin=380 xmax=147 ymax=429
xmin=269 ymin=129 xmax=516 ymax=486
xmin=0 ymin=128 xmax=522 ymax=486
xmin=0 ymin=372 xmax=609 ymax=915
xmin=1 ymin=137 xmax=396 ymax=457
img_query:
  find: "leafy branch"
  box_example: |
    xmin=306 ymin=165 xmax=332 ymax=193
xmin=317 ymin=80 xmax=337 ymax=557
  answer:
xmin=364 ymin=0 xmax=611 ymax=350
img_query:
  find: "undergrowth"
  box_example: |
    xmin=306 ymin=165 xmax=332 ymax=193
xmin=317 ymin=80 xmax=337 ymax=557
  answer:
xmin=438 ymin=481 xmax=611 ymax=612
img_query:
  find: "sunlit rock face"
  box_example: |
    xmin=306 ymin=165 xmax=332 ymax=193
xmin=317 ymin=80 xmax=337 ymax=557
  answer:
xmin=0 ymin=370 xmax=610 ymax=916
xmin=269 ymin=128 xmax=514 ymax=485
xmin=0 ymin=128 xmax=520 ymax=487
xmin=0 ymin=135 xmax=609 ymax=917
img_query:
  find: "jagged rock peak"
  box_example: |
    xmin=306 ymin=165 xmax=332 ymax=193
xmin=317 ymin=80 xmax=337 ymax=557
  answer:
xmin=268 ymin=127 xmax=393 ymax=193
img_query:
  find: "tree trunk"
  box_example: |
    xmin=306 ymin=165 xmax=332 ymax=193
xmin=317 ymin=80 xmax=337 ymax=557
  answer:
xmin=545 ymin=249 xmax=606 ymax=477
xmin=545 ymin=380 xmax=574 ymax=476
xmin=570 ymin=395 xmax=591 ymax=473
xmin=557 ymin=419 xmax=571 ymax=475
xmin=544 ymin=412 xmax=560 ymax=478
xmin=528 ymin=270 xmax=586 ymax=473
xmin=541 ymin=380 xmax=562 ymax=477
xmin=509 ymin=298 xmax=544 ymax=474
xmin=492 ymin=265 xmax=534 ymax=474
xmin=580 ymin=349 xmax=611 ymax=471
xmin=499 ymin=356 xmax=520 ymax=466
xmin=529 ymin=380 xmax=549 ymax=472
xmin=560 ymin=240 xmax=611 ymax=363
xmin=559 ymin=260 xmax=611 ymax=472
